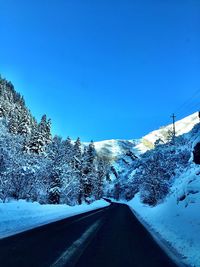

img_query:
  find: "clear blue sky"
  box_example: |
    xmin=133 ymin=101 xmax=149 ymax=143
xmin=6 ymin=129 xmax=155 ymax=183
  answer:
xmin=0 ymin=0 xmax=200 ymax=141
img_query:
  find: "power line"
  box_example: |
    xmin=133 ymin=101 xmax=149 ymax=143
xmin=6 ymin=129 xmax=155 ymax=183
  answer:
xmin=177 ymin=102 xmax=200 ymax=119
xmin=167 ymin=91 xmax=200 ymax=141
xmin=174 ymin=88 xmax=200 ymax=115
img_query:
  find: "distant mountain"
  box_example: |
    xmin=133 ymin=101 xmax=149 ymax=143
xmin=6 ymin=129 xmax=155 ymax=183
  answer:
xmin=94 ymin=112 xmax=200 ymax=186
xmin=93 ymin=139 xmax=137 ymax=159
xmin=93 ymin=112 xmax=199 ymax=160
xmin=135 ymin=112 xmax=199 ymax=153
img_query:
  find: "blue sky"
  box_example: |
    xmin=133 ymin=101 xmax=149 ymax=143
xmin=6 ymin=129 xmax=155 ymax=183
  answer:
xmin=0 ymin=0 xmax=200 ymax=141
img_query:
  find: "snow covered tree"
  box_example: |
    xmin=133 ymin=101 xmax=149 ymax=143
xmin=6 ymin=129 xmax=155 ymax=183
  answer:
xmin=82 ymin=141 xmax=96 ymax=202
xmin=46 ymin=136 xmax=64 ymax=204
xmin=27 ymin=115 xmax=51 ymax=154
xmin=18 ymin=109 xmax=31 ymax=136
xmin=94 ymin=158 xmax=106 ymax=199
xmin=0 ymin=149 xmax=11 ymax=202
xmin=8 ymin=110 xmax=19 ymax=134
xmin=73 ymin=137 xmax=82 ymax=168
xmin=27 ymin=127 xmax=45 ymax=154
xmin=38 ymin=115 xmax=52 ymax=144
xmin=48 ymin=172 xmax=61 ymax=204
xmin=63 ymin=136 xmax=74 ymax=164
xmin=72 ymin=137 xmax=83 ymax=204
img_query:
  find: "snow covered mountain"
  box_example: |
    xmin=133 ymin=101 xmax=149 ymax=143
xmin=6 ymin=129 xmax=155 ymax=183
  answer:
xmin=94 ymin=112 xmax=200 ymax=159
xmin=93 ymin=139 xmax=137 ymax=159
xmin=135 ymin=112 xmax=199 ymax=153
xmin=92 ymin=112 xmax=200 ymax=186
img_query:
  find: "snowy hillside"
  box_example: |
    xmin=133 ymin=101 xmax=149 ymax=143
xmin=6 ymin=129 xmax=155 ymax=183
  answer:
xmin=129 ymin=163 xmax=200 ymax=267
xmin=99 ymin=112 xmax=200 ymax=266
xmin=123 ymin=116 xmax=200 ymax=267
xmin=136 ymin=112 xmax=199 ymax=153
xmin=93 ymin=112 xmax=200 ymax=159
xmin=95 ymin=112 xmax=200 ymax=192
xmin=92 ymin=139 xmax=137 ymax=160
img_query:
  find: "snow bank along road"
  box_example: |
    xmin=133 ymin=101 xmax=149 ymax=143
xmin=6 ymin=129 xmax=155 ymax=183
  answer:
xmin=0 ymin=203 xmax=177 ymax=267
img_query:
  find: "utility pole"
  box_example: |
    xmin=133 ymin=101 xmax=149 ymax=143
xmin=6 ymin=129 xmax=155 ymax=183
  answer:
xmin=171 ymin=113 xmax=176 ymax=143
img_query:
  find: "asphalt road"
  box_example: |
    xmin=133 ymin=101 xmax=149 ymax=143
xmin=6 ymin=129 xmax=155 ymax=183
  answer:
xmin=0 ymin=203 xmax=178 ymax=267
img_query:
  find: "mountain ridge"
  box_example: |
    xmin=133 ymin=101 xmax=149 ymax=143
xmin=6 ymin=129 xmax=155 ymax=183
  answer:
xmin=93 ymin=112 xmax=200 ymax=159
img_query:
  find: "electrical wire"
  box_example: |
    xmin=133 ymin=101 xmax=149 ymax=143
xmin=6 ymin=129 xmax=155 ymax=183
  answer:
xmin=174 ymin=88 xmax=200 ymax=115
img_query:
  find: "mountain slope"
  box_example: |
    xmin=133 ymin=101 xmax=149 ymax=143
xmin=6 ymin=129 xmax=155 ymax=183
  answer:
xmin=136 ymin=112 xmax=199 ymax=153
xmin=94 ymin=112 xmax=200 ymax=159
xmin=112 ymin=115 xmax=200 ymax=267
xmin=94 ymin=112 xmax=199 ymax=163
xmin=93 ymin=112 xmax=200 ymax=186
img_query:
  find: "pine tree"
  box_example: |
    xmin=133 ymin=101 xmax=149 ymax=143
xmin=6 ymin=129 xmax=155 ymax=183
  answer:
xmin=63 ymin=136 xmax=73 ymax=164
xmin=27 ymin=126 xmax=45 ymax=154
xmin=27 ymin=115 xmax=51 ymax=154
xmin=8 ymin=111 xmax=19 ymax=134
xmin=47 ymin=136 xmax=64 ymax=204
xmin=94 ymin=158 xmax=106 ymax=199
xmin=18 ymin=109 xmax=31 ymax=136
xmin=82 ymin=141 xmax=96 ymax=202
xmin=38 ymin=115 xmax=52 ymax=144
xmin=48 ymin=172 xmax=61 ymax=204
xmin=72 ymin=137 xmax=83 ymax=204
xmin=73 ymin=137 xmax=82 ymax=167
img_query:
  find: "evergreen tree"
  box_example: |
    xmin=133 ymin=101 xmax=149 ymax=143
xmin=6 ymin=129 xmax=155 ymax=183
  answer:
xmin=27 ymin=115 xmax=51 ymax=154
xmin=8 ymin=111 xmax=19 ymax=134
xmin=73 ymin=137 xmax=83 ymax=204
xmin=27 ymin=126 xmax=45 ymax=154
xmin=47 ymin=136 xmax=63 ymax=204
xmin=63 ymin=136 xmax=74 ymax=164
xmin=18 ymin=109 xmax=31 ymax=136
xmin=38 ymin=115 xmax=52 ymax=144
xmin=94 ymin=158 xmax=106 ymax=199
xmin=73 ymin=137 xmax=82 ymax=167
xmin=48 ymin=172 xmax=61 ymax=204
xmin=82 ymin=141 xmax=96 ymax=202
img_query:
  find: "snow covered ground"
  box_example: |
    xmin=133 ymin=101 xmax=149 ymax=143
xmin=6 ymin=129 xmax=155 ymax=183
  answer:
xmin=0 ymin=199 xmax=110 ymax=239
xmin=128 ymin=165 xmax=200 ymax=267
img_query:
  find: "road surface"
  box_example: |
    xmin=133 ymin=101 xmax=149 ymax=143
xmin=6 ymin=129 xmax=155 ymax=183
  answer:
xmin=0 ymin=203 xmax=178 ymax=267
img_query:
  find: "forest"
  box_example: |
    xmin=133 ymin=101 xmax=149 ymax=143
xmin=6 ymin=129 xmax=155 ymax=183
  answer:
xmin=0 ymin=76 xmax=110 ymax=205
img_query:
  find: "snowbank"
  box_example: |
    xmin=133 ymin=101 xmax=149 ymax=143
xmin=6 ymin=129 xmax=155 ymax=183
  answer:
xmin=128 ymin=165 xmax=200 ymax=267
xmin=0 ymin=199 xmax=110 ymax=239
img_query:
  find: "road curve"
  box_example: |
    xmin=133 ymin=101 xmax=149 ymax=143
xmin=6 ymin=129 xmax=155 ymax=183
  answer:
xmin=0 ymin=203 xmax=177 ymax=267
